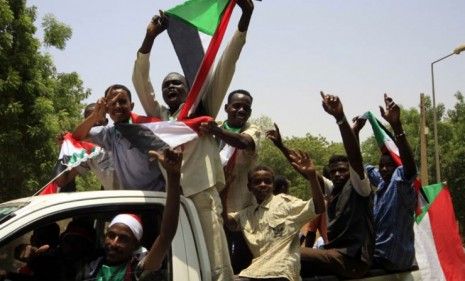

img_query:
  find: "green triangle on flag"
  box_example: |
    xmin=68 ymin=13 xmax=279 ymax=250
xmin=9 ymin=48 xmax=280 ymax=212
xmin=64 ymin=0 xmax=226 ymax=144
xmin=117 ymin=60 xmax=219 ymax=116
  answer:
xmin=166 ymin=0 xmax=230 ymax=35
xmin=415 ymin=182 xmax=443 ymax=223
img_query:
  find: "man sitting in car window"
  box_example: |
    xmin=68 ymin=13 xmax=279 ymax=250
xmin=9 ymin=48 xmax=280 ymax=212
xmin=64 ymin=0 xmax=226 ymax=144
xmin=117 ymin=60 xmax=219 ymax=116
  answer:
xmin=78 ymin=148 xmax=182 ymax=281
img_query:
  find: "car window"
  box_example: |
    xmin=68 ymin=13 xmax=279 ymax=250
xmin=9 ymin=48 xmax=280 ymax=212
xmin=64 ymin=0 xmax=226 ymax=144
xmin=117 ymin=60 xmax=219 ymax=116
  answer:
xmin=0 ymin=202 xmax=29 ymax=225
xmin=0 ymin=203 xmax=168 ymax=281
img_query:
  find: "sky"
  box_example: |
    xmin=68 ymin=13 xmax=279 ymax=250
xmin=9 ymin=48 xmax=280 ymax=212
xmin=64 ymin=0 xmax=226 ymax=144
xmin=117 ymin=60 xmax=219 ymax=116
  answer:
xmin=28 ymin=0 xmax=465 ymax=142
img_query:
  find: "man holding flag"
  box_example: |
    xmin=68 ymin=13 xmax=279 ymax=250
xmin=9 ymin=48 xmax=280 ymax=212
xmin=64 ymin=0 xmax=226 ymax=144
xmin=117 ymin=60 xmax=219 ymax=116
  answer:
xmin=132 ymin=0 xmax=253 ymax=120
xmin=72 ymin=85 xmax=166 ymax=192
xmin=352 ymin=94 xmax=418 ymax=272
xmin=199 ymin=89 xmax=260 ymax=274
xmin=132 ymin=1 xmax=255 ymax=280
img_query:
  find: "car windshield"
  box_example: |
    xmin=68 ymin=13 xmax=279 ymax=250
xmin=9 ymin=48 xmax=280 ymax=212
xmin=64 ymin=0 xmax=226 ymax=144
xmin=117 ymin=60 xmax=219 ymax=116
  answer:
xmin=0 ymin=202 xmax=29 ymax=225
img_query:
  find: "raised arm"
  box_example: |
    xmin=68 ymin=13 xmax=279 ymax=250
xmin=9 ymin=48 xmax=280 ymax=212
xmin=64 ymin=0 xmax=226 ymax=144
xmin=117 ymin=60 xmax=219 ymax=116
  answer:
xmin=321 ymin=92 xmax=365 ymax=178
xmin=143 ymin=148 xmax=182 ymax=271
xmin=237 ymin=0 xmax=254 ymax=32
xmin=380 ymin=94 xmax=416 ymax=180
xmin=132 ymin=12 xmax=168 ymax=117
xmin=199 ymin=121 xmax=254 ymax=150
xmin=73 ymin=98 xmax=106 ymax=140
xmin=288 ymin=151 xmax=325 ymax=215
xmin=266 ymin=123 xmax=294 ymax=162
xmin=138 ymin=12 xmax=168 ymax=55
xmin=201 ymin=0 xmax=254 ymax=117
xmin=351 ymin=116 xmax=367 ymax=144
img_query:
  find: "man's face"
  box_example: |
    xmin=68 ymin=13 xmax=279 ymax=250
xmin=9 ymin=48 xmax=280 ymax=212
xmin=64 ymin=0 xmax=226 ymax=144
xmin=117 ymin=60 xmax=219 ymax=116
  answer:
xmin=248 ymin=170 xmax=274 ymax=204
xmin=106 ymin=89 xmax=134 ymax=123
xmin=162 ymin=73 xmax=188 ymax=111
xmin=329 ymin=161 xmax=350 ymax=189
xmin=104 ymin=223 xmax=138 ymax=266
xmin=379 ymin=154 xmax=396 ymax=183
xmin=225 ymin=93 xmax=252 ymax=128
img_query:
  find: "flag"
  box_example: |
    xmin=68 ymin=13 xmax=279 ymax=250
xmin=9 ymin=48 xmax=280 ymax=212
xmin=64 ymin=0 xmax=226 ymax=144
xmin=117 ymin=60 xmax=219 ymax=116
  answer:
xmin=219 ymin=144 xmax=236 ymax=167
xmin=414 ymin=183 xmax=465 ymax=281
xmin=38 ymin=133 xmax=102 ymax=195
xmin=115 ymin=115 xmax=213 ymax=155
xmin=166 ymin=0 xmax=237 ymax=119
xmin=38 ymin=113 xmax=211 ymax=195
xmin=166 ymin=0 xmax=230 ymax=36
xmin=361 ymin=111 xmax=429 ymax=217
xmin=362 ymin=111 xmax=401 ymax=165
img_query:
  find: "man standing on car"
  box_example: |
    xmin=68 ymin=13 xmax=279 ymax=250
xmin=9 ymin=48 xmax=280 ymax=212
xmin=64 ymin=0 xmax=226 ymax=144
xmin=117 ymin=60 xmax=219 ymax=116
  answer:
xmin=352 ymin=94 xmax=417 ymax=271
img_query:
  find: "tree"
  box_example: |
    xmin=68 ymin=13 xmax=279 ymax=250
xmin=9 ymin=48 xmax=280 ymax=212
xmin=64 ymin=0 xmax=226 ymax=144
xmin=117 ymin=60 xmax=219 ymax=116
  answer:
xmin=0 ymin=0 xmax=90 ymax=202
xmin=254 ymin=116 xmax=344 ymax=199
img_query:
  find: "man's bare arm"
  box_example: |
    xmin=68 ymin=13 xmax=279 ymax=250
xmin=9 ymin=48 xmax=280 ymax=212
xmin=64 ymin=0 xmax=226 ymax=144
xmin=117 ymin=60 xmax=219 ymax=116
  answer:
xmin=321 ymin=91 xmax=365 ymax=178
xmin=199 ymin=121 xmax=254 ymax=150
xmin=143 ymin=148 xmax=182 ymax=271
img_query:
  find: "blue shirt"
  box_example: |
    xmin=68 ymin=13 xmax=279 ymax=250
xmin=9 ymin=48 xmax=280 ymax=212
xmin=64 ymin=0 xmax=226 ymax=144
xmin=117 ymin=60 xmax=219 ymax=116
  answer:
xmin=366 ymin=165 xmax=416 ymax=270
xmin=89 ymin=126 xmax=165 ymax=191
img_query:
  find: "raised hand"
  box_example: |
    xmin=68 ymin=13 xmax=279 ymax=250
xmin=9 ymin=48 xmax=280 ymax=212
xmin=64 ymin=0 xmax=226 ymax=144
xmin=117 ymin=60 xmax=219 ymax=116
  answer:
xmin=92 ymin=97 xmax=107 ymax=121
xmin=237 ymin=0 xmax=254 ymax=14
xmin=147 ymin=10 xmax=168 ymax=38
xmin=320 ymin=91 xmax=344 ymax=121
xmin=380 ymin=93 xmax=401 ymax=126
xmin=265 ymin=123 xmax=284 ymax=148
xmin=149 ymin=147 xmax=182 ymax=175
xmin=351 ymin=115 xmax=367 ymax=136
xmin=289 ymin=150 xmax=316 ymax=179
xmin=237 ymin=0 xmax=254 ymax=32
xmin=198 ymin=121 xmax=219 ymax=136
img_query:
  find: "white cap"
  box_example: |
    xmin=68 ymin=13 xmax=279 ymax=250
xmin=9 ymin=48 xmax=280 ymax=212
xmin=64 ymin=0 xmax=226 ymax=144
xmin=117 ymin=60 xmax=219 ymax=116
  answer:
xmin=109 ymin=214 xmax=143 ymax=241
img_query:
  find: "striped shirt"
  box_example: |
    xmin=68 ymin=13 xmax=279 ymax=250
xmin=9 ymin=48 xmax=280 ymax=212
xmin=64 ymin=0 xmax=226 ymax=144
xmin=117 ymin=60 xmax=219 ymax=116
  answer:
xmin=366 ymin=165 xmax=417 ymax=270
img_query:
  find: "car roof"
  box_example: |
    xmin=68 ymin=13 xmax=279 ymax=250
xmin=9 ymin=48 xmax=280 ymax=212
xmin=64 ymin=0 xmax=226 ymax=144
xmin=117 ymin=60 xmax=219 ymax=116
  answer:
xmin=0 ymin=190 xmax=170 ymax=226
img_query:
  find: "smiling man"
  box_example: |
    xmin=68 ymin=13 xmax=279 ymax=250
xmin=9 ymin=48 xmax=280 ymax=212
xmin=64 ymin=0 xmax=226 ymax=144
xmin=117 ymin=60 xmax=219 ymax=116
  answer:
xmin=79 ymin=148 xmax=183 ymax=281
xmin=199 ymin=89 xmax=260 ymax=273
xmin=224 ymin=151 xmax=325 ymax=281
xmin=73 ymin=85 xmax=165 ymax=191
xmin=199 ymin=89 xmax=260 ymax=213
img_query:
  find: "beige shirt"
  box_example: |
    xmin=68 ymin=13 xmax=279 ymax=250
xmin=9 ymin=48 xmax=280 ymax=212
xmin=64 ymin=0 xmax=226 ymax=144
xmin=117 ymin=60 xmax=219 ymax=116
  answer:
xmin=231 ymin=194 xmax=316 ymax=281
xmin=132 ymin=29 xmax=247 ymax=197
xmin=221 ymin=122 xmax=261 ymax=212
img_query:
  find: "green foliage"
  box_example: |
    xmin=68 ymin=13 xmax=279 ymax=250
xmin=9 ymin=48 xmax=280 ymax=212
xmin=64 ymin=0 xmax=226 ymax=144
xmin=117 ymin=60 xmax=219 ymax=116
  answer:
xmin=257 ymin=127 xmax=343 ymax=200
xmin=42 ymin=14 xmax=72 ymax=50
xmin=0 ymin=0 xmax=89 ymax=201
xmin=76 ymin=173 xmax=101 ymax=192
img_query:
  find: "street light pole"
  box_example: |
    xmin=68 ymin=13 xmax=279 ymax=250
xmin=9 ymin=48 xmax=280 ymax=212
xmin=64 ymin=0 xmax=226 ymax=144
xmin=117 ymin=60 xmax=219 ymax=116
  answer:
xmin=430 ymin=44 xmax=465 ymax=183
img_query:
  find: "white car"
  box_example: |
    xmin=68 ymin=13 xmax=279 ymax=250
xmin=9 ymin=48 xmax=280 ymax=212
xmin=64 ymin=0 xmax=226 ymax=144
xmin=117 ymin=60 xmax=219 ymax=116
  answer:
xmin=0 ymin=191 xmax=211 ymax=281
xmin=0 ymin=191 xmax=423 ymax=281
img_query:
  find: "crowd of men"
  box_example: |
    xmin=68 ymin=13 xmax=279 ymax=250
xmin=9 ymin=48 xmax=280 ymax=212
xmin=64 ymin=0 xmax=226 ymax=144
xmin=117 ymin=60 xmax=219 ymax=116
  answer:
xmin=20 ymin=0 xmax=419 ymax=280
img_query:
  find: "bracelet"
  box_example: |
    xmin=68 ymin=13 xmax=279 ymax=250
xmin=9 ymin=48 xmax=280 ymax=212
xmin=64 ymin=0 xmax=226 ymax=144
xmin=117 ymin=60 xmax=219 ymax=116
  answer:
xmin=336 ymin=116 xmax=347 ymax=125
xmin=395 ymin=131 xmax=406 ymax=138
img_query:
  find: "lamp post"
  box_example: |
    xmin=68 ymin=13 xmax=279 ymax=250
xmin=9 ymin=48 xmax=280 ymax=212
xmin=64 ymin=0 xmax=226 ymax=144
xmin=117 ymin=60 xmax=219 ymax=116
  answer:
xmin=430 ymin=44 xmax=465 ymax=182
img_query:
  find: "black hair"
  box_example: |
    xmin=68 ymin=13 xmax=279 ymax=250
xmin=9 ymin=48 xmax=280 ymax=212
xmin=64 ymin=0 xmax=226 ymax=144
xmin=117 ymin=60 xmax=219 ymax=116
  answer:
xmin=227 ymin=89 xmax=253 ymax=104
xmin=162 ymin=72 xmax=188 ymax=89
xmin=273 ymin=174 xmax=289 ymax=195
xmin=84 ymin=103 xmax=97 ymax=118
xmin=322 ymin=165 xmax=331 ymax=179
xmin=104 ymin=84 xmax=132 ymax=101
xmin=328 ymin=154 xmax=348 ymax=166
xmin=248 ymin=165 xmax=275 ymax=182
